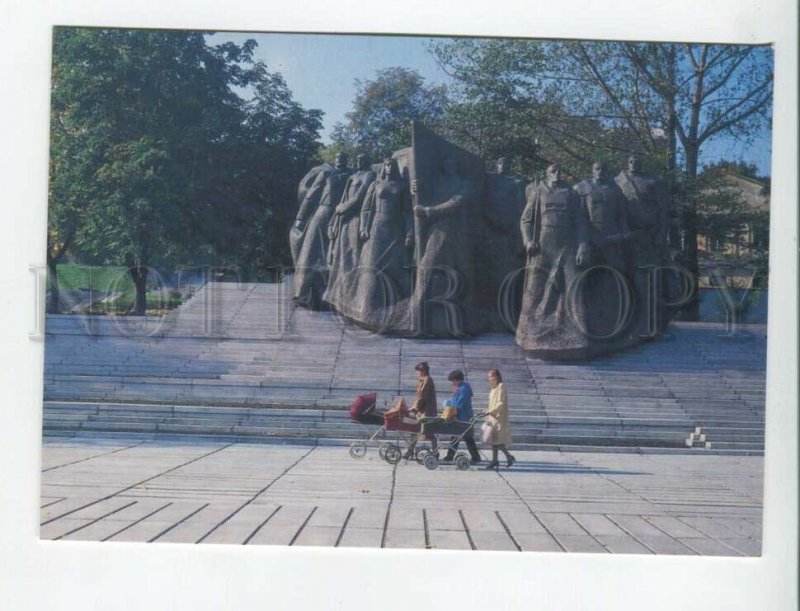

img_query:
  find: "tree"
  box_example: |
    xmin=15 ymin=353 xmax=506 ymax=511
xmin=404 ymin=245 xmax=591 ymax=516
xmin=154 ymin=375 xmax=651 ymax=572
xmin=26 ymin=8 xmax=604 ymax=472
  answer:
xmin=331 ymin=67 xmax=449 ymax=162
xmin=694 ymin=161 xmax=770 ymax=281
xmin=49 ymin=28 xmax=323 ymax=312
xmin=432 ymin=39 xmax=773 ymax=318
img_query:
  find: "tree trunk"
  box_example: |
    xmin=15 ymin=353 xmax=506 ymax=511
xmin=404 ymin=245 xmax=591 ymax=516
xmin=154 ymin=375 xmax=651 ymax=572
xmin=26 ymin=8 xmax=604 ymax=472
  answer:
xmin=47 ymin=257 xmax=60 ymax=314
xmin=129 ymin=266 xmax=148 ymax=316
xmin=682 ymin=146 xmax=701 ymax=321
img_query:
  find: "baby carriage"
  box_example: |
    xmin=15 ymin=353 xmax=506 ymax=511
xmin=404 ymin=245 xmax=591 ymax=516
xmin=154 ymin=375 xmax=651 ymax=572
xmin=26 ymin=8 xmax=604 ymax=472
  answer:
xmin=417 ymin=411 xmax=486 ymax=471
xmin=348 ymin=393 xmax=422 ymax=464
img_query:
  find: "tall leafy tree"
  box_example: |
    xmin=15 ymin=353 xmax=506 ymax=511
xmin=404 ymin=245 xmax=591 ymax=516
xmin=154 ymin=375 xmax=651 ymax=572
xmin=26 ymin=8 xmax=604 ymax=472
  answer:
xmin=331 ymin=67 xmax=448 ymax=161
xmin=49 ymin=28 xmax=323 ymax=312
xmin=433 ymin=38 xmax=773 ymax=318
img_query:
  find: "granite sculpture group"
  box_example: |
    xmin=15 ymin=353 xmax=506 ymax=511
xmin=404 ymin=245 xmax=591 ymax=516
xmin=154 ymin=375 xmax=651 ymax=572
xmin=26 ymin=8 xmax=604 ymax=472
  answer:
xmin=290 ymin=123 xmax=684 ymax=360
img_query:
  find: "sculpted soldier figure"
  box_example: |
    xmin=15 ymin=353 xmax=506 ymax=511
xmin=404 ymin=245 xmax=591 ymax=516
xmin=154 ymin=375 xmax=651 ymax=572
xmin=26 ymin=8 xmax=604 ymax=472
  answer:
xmin=516 ymin=163 xmax=591 ymax=358
xmin=292 ymin=151 xmax=352 ymax=308
xmin=347 ymin=157 xmax=414 ymax=331
xmin=615 ymin=154 xmax=669 ymax=245
xmin=480 ymin=157 xmax=528 ymax=329
xmin=614 ymin=154 xmax=676 ymax=335
xmin=323 ymin=154 xmax=375 ymax=312
xmin=574 ymin=161 xmax=635 ymax=346
xmin=411 ymin=157 xmax=478 ymax=336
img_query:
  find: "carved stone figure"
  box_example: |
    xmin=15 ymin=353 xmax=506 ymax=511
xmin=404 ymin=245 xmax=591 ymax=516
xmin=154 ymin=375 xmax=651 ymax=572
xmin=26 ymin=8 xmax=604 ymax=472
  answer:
xmin=615 ymin=154 xmax=676 ymax=335
xmin=344 ymin=157 xmax=414 ymax=331
xmin=479 ymin=157 xmax=528 ymax=330
xmin=574 ymin=162 xmax=637 ymax=347
xmin=322 ymin=154 xmax=375 ymax=312
xmin=410 ymin=157 xmax=478 ymax=336
xmin=291 ymin=151 xmax=351 ymax=308
xmin=290 ymin=164 xmax=329 ymax=266
xmin=516 ymin=164 xmax=591 ymax=358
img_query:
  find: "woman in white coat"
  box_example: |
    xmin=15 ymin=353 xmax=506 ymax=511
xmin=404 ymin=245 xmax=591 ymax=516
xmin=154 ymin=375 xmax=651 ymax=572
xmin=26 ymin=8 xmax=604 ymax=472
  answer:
xmin=484 ymin=369 xmax=516 ymax=470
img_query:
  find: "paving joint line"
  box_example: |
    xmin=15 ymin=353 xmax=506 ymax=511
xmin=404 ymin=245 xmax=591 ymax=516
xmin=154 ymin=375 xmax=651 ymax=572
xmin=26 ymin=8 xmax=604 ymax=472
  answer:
xmin=495 ymin=511 xmax=522 ymax=551
xmin=102 ymin=502 xmax=173 ymax=542
xmin=602 ymin=513 xmax=659 ymax=554
xmin=670 ymin=515 xmax=750 ymax=554
xmin=566 ymin=512 xmax=611 ymax=552
xmin=494 ymin=466 xmax=566 ymax=552
xmin=458 ymin=510 xmax=476 ymax=550
xmin=40 ymin=497 xmax=67 ymax=509
xmin=327 ymin=323 xmax=347 ymax=394
xmin=196 ymin=446 xmax=316 ymax=543
xmin=334 ymin=507 xmax=355 ymax=547
xmin=54 ymin=500 xmax=139 ymax=540
xmin=41 ymin=442 xmax=236 ymax=526
xmin=422 ymin=509 xmax=431 ymax=549
xmin=42 ymin=440 xmax=147 ymax=473
xmin=289 ymin=507 xmax=318 ymax=546
xmin=380 ymin=462 xmax=399 ymax=548
xmin=149 ymin=503 xmax=210 ymax=543
xmin=243 ymin=505 xmax=284 ymax=545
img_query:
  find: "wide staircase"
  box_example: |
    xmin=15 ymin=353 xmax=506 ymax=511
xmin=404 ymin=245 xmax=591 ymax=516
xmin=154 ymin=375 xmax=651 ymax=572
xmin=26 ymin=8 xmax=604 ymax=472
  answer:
xmin=43 ymin=281 xmax=767 ymax=454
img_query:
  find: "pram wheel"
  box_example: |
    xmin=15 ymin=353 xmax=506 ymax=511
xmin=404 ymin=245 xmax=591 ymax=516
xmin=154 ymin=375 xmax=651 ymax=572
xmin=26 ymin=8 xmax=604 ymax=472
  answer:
xmin=423 ymin=453 xmax=439 ymax=471
xmin=383 ymin=444 xmax=402 ymax=464
xmin=348 ymin=442 xmax=367 ymax=459
xmin=378 ymin=443 xmax=391 ymax=461
xmin=455 ymin=454 xmax=471 ymax=471
xmin=415 ymin=448 xmax=429 ymax=464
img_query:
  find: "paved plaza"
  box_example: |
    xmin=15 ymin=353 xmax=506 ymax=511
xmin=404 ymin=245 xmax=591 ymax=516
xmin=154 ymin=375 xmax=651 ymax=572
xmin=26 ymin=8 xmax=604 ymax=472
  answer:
xmin=40 ymin=436 xmax=763 ymax=555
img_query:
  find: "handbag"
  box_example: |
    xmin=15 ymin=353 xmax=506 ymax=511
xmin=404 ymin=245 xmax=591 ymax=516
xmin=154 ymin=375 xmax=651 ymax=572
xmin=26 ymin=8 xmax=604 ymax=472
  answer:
xmin=481 ymin=421 xmax=495 ymax=445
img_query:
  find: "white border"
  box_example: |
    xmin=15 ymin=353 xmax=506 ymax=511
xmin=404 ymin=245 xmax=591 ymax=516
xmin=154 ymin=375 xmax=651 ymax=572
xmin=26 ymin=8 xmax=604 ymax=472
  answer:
xmin=0 ymin=1 xmax=796 ymax=609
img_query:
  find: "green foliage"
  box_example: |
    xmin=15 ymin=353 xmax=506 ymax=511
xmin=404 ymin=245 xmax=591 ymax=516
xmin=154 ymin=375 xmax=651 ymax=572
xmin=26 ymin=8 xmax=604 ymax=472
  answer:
xmin=49 ymin=28 xmax=324 ymax=312
xmin=432 ymin=38 xmax=773 ymax=318
xmin=331 ymin=67 xmax=448 ymax=162
xmin=55 ymin=263 xmax=187 ymax=313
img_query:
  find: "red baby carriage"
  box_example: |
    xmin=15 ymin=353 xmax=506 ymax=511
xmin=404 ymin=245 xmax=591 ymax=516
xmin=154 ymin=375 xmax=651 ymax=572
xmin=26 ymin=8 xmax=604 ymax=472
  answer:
xmin=348 ymin=393 xmax=421 ymax=463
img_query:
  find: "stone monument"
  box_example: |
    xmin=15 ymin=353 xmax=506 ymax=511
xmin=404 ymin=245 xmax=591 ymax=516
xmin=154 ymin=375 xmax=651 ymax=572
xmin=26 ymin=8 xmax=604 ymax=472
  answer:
xmin=291 ymin=151 xmax=352 ymax=308
xmin=288 ymin=125 xmax=682 ymax=360
xmin=479 ymin=156 xmax=528 ymax=330
xmin=408 ymin=122 xmax=484 ymax=337
xmin=573 ymin=161 xmax=639 ymax=352
xmin=615 ymin=154 xmax=677 ymax=336
xmin=323 ymin=154 xmax=375 ymax=312
xmin=346 ymin=156 xmax=414 ymax=331
xmin=516 ymin=163 xmax=592 ymax=358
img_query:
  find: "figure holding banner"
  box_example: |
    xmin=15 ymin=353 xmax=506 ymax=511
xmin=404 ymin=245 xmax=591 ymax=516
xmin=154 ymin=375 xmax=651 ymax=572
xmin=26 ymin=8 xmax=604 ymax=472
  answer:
xmin=410 ymin=156 xmax=478 ymax=336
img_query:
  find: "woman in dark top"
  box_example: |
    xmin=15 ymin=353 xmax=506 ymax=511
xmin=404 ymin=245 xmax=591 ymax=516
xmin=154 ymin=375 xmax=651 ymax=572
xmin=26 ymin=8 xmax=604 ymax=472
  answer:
xmin=404 ymin=361 xmax=438 ymax=459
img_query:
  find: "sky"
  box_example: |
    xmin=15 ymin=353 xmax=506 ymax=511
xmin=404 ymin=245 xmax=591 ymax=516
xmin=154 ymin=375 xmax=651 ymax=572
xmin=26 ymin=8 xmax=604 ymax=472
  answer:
xmin=210 ymin=32 xmax=773 ymax=176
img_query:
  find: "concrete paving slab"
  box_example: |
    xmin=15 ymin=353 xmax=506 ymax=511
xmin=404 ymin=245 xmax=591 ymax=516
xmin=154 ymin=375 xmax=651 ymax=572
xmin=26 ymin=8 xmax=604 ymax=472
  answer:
xmin=246 ymin=505 xmax=315 ymax=546
xmin=103 ymin=501 xmax=209 ymax=542
xmin=552 ymin=534 xmax=608 ymax=553
xmin=678 ymin=537 xmax=744 ymax=556
xmin=594 ymin=534 xmax=652 ymax=554
xmin=470 ymin=530 xmax=518 ymax=551
xmin=643 ymin=516 xmax=707 ymax=539
xmin=383 ymin=528 xmax=425 ymax=549
xmin=496 ymin=510 xmax=547 ymax=535
xmin=40 ymin=518 xmax=95 ymax=540
xmin=337 ymin=527 xmax=383 ymax=548
xmin=514 ymin=532 xmax=563 ymax=552
xmin=40 ymin=439 xmax=764 ymax=555
xmin=292 ymin=525 xmax=342 ymax=547
xmin=428 ymin=529 xmax=472 ymax=550
xmin=717 ymin=538 xmax=762 ymax=555
xmin=571 ymin=513 xmax=627 ymax=537
xmin=535 ymin=513 xmax=586 ymax=536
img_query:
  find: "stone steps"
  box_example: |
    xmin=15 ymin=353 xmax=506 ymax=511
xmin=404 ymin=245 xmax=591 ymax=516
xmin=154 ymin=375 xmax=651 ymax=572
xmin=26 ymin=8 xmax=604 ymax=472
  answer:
xmin=41 ymin=281 xmax=767 ymax=454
